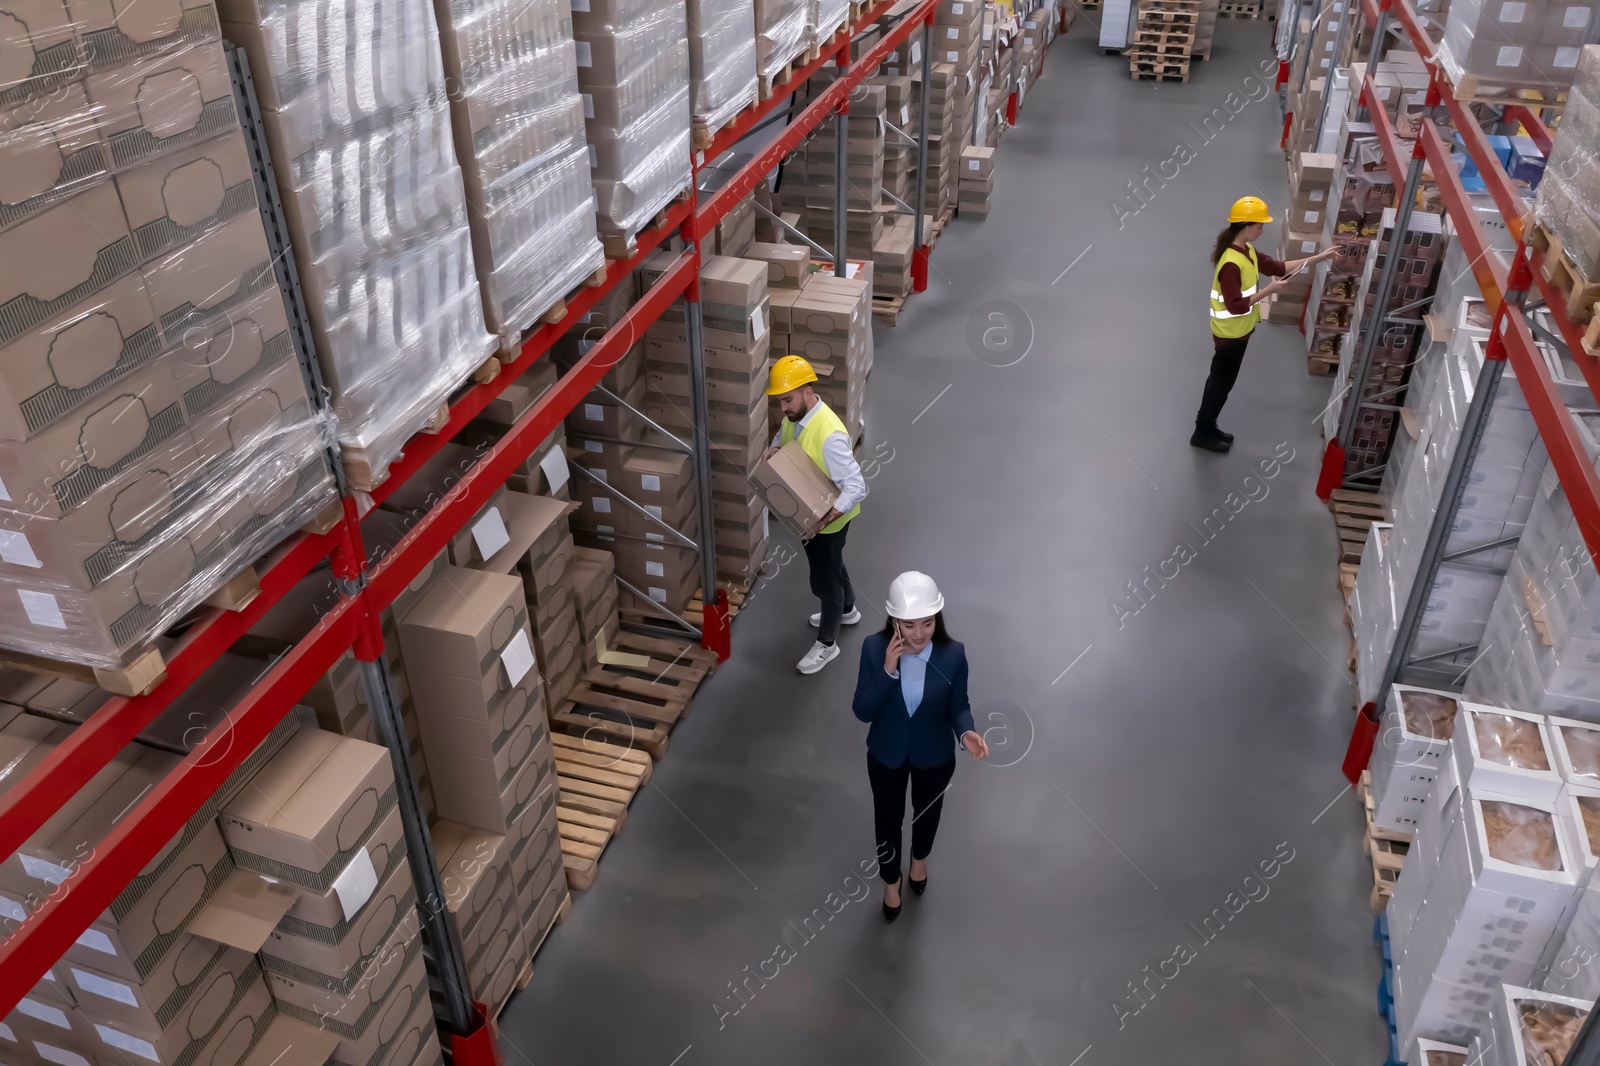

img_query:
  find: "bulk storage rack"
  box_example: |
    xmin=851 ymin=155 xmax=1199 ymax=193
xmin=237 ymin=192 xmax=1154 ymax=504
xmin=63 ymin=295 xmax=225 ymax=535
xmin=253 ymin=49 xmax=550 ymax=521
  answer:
xmin=0 ymin=0 xmax=951 ymax=1059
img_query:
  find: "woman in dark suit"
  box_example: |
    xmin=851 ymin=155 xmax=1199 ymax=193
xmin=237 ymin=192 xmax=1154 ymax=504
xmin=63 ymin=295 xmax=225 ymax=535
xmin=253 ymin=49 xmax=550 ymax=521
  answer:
xmin=852 ymin=572 xmax=988 ymax=922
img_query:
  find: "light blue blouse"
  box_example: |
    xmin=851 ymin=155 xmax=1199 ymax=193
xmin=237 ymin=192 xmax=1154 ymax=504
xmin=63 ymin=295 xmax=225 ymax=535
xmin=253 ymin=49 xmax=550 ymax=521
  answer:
xmin=898 ymin=643 xmax=934 ymax=716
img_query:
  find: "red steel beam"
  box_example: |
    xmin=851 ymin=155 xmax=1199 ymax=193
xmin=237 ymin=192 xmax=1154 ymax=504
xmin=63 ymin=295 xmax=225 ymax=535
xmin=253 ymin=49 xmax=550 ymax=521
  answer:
xmin=1416 ymin=118 xmax=1509 ymax=315
xmin=0 ymin=526 xmax=338 ymax=864
xmin=1530 ymin=247 xmax=1600 ymax=397
xmin=1505 ymin=105 xmax=1553 ymax=155
xmin=1437 ymin=90 xmax=1527 ymax=244
xmin=0 ymin=599 xmax=360 ymax=1017
xmin=1363 ymin=73 xmax=1410 ymax=191
xmin=368 ymin=199 xmax=694 ymax=509
xmin=693 ymin=0 xmax=939 ymax=240
xmin=364 ymin=252 xmax=699 ymax=610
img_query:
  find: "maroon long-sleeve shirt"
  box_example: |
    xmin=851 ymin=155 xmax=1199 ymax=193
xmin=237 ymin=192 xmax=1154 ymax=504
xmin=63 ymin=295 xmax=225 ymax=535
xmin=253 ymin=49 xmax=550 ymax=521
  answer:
xmin=1215 ymin=246 xmax=1288 ymax=346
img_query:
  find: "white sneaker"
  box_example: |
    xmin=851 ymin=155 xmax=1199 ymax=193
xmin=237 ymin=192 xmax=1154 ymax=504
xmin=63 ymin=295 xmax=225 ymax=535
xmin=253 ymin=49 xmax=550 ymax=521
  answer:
xmin=809 ymin=607 xmax=862 ymax=628
xmin=796 ymin=641 xmax=840 ymax=674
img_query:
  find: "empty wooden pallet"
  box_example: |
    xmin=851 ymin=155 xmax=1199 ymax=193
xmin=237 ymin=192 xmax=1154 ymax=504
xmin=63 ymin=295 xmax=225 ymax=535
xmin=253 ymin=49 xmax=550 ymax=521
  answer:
xmin=553 ymin=732 xmax=653 ymax=890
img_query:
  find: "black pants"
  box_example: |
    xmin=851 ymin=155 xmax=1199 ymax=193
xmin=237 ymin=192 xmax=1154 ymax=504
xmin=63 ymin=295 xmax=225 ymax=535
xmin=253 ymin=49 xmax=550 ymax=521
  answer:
xmin=867 ymin=753 xmax=957 ymax=885
xmin=804 ymin=522 xmax=854 ymax=644
xmin=1196 ymin=333 xmax=1252 ymax=431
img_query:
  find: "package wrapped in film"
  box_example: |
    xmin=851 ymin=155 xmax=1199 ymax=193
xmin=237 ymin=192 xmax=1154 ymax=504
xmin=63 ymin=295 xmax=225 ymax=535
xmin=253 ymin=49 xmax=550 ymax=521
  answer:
xmin=808 ymin=0 xmax=851 ymax=49
xmin=1438 ymin=0 xmax=1599 ymax=92
xmin=755 ymin=0 xmax=810 ymax=83
xmin=1534 ymin=47 xmax=1600 ymax=278
xmin=573 ymin=0 xmax=693 ymax=246
xmin=437 ymin=0 xmax=608 ymax=337
xmin=218 ymin=0 xmax=499 ymax=487
xmin=687 ymin=0 xmax=759 ymax=134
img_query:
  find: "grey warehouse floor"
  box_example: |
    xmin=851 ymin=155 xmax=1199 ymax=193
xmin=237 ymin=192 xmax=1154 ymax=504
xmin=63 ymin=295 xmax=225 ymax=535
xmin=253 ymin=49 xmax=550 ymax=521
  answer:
xmin=501 ymin=20 xmax=1389 ymax=1065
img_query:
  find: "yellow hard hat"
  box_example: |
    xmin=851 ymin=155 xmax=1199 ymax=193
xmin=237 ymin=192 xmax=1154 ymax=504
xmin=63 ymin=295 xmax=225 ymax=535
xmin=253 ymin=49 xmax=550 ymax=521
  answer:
xmin=766 ymin=354 xmax=818 ymax=395
xmin=1228 ymin=196 xmax=1273 ymax=224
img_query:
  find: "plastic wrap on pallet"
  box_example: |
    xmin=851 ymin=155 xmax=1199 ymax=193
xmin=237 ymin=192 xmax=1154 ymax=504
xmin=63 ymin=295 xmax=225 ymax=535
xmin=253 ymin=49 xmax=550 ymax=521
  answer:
xmin=438 ymin=0 xmax=608 ymax=338
xmin=1438 ymin=0 xmax=1600 ymax=95
xmin=1533 ymin=48 xmax=1600 ymax=278
xmin=687 ymin=0 xmax=759 ymax=133
xmin=573 ymin=0 xmax=693 ymax=245
xmin=755 ymin=0 xmax=811 ymax=81
xmin=218 ymin=0 xmax=498 ymax=485
xmin=808 ymin=0 xmax=850 ymax=50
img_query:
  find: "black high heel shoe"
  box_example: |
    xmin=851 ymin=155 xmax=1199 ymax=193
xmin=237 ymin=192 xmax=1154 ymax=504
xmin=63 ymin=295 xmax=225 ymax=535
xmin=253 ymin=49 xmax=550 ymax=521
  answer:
xmin=882 ymin=883 xmax=902 ymax=922
xmin=909 ymin=876 xmax=927 ymax=896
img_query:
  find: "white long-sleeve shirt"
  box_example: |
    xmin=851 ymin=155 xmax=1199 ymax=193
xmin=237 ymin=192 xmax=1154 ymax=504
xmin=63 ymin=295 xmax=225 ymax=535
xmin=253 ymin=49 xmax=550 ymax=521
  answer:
xmin=771 ymin=403 xmax=867 ymax=513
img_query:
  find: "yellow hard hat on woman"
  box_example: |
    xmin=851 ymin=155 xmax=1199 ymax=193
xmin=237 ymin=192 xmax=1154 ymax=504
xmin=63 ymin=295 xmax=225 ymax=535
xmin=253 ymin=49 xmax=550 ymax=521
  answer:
xmin=1227 ymin=196 xmax=1273 ymax=224
xmin=766 ymin=354 xmax=819 ymax=395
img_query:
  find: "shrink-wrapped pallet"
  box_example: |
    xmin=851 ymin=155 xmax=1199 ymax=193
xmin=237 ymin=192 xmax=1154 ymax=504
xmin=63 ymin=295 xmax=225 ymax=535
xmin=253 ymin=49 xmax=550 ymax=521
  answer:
xmin=1533 ymin=46 xmax=1600 ymax=277
xmin=688 ymin=0 xmax=760 ymax=138
xmin=1438 ymin=0 xmax=1600 ymax=94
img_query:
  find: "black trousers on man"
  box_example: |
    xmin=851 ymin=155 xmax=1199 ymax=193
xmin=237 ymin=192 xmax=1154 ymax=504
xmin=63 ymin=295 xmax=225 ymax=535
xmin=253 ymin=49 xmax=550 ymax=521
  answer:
xmin=867 ymin=754 xmax=957 ymax=885
xmin=1195 ymin=333 xmax=1253 ymax=431
xmin=804 ymin=522 xmax=854 ymax=644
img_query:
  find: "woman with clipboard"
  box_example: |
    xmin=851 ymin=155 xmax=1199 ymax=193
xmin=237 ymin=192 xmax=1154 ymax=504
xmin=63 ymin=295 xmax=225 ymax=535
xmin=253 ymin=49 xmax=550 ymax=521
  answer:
xmin=1192 ymin=196 xmax=1337 ymax=454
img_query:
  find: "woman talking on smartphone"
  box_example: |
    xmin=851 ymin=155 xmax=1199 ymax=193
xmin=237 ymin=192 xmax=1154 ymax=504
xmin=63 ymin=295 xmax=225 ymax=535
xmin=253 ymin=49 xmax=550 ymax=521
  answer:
xmin=852 ymin=572 xmax=988 ymax=922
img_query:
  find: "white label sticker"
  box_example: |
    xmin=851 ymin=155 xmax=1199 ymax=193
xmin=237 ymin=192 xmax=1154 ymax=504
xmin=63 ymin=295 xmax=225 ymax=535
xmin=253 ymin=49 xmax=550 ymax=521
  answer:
xmin=574 ymin=40 xmax=592 ymax=66
xmin=751 ymin=308 xmax=768 ymax=342
xmin=93 ymin=1026 xmax=159 ymax=1062
xmin=649 ymin=587 xmax=667 ymax=603
xmin=1496 ymin=45 xmax=1522 ymax=65
xmin=947 ymin=26 xmax=958 ymax=37
xmin=0 ymin=894 xmax=23 ymax=922
xmin=910 ymin=40 xmax=920 ymax=63
xmin=1554 ymin=46 xmax=1580 ymax=66
xmin=1309 ymin=189 xmax=1325 ymax=202
xmin=1498 ymin=1 xmax=1525 ymax=19
xmin=582 ymin=93 xmax=594 ymax=119
xmin=35 ymin=1043 xmax=91 ymax=1066
xmin=0 ymin=475 xmax=10 ymax=502
xmin=18 ymin=854 xmax=70 ymax=885
xmin=592 ymin=497 xmax=611 ymax=513
xmin=646 ymin=561 xmax=665 ymax=577
xmin=1564 ymin=5 xmax=1591 ymax=26
xmin=0 ymin=1022 xmax=12 ymax=1041
xmin=900 ymin=105 xmax=909 ymax=126
xmin=539 ymin=448 xmax=570 ymax=493
xmin=584 ymin=440 xmax=603 ymax=453
xmin=571 ymin=0 xmax=588 ymax=9
xmin=501 ymin=629 xmax=536 ymax=686
xmin=1304 ymin=210 xmax=1321 ymax=224
xmin=71 ymin=969 xmax=137 ymax=1007
xmin=592 ymin=468 xmax=608 ymax=483
xmin=951 ymin=1 xmax=965 ymax=11
xmin=584 ymin=403 xmax=604 ymax=421
xmin=19 ymin=590 xmax=65 ymax=630
xmin=471 ymin=507 xmax=511 ymax=561
xmin=639 ymin=474 xmax=661 ymax=492
xmin=945 ymin=50 xmax=959 ymax=62
xmin=763 ymin=509 xmax=770 ymax=538
xmin=76 ymin=927 xmax=116 ymax=956
xmin=645 ymin=504 xmax=663 ymax=519
xmin=332 ymin=848 xmax=379 ymax=920
xmin=0 ymin=531 xmax=40 ymax=568
xmin=17 ymin=999 xmax=69 ymax=1029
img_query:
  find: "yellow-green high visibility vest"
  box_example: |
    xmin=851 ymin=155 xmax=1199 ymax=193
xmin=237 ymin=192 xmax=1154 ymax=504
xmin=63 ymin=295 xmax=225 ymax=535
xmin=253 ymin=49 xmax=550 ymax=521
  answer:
xmin=779 ymin=401 xmax=859 ymax=535
xmin=1210 ymin=245 xmax=1261 ymax=338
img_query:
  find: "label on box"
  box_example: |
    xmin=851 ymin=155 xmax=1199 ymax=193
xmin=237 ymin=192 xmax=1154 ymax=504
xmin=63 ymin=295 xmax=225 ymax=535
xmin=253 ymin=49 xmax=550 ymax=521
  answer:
xmin=945 ymin=50 xmax=959 ymax=61
xmin=588 ymin=144 xmax=597 ymax=169
xmin=0 ymin=1023 xmax=11 ymax=1042
xmin=0 ymin=895 xmax=22 ymax=922
xmin=572 ymin=0 xmax=588 ymax=9
xmin=1554 ymin=46 xmax=1579 ymax=66
xmin=947 ymin=26 xmax=958 ymax=37
xmin=540 ymin=448 xmax=570 ymax=492
xmin=501 ymin=629 xmax=536 ymax=686
xmin=574 ymin=40 xmax=592 ymax=66
xmin=646 ymin=533 xmax=666 ymax=545
xmin=1496 ymin=45 xmax=1522 ymax=65
xmin=649 ymin=587 xmax=667 ymax=603
xmin=76 ymin=927 xmax=116 ymax=956
xmin=0 ymin=475 xmax=10 ymax=502
xmin=71 ymin=968 xmax=137 ymax=1008
xmin=585 ymin=440 xmax=603 ymax=453
xmin=911 ymin=40 xmax=920 ymax=63
xmin=584 ymin=403 xmax=604 ymax=421
xmin=582 ymin=93 xmax=593 ymax=119
xmin=472 ymin=507 xmax=511 ymax=561
xmin=592 ymin=497 xmax=611 ymax=513
xmin=94 ymin=1026 xmax=159 ymax=1062
xmin=0 ymin=531 xmax=40 ymax=568
xmin=1564 ymin=5 xmax=1591 ymax=26
xmin=951 ymin=1 xmax=965 ymax=11
xmin=639 ymin=474 xmax=661 ymax=492
xmin=20 ymin=854 xmax=71 ymax=884
xmin=646 ymin=561 xmax=665 ymax=577
xmin=18 ymin=590 xmax=65 ymax=630
xmin=36 ymin=1043 xmax=91 ymax=1066
xmin=592 ymin=468 xmax=608 ymax=483
xmin=900 ymin=105 xmax=910 ymax=126
xmin=1498 ymin=0 xmax=1525 ymax=18
xmin=1309 ymin=189 xmax=1325 ymax=202
xmin=332 ymin=848 xmax=378 ymax=920
xmin=18 ymin=998 xmax=68 ymax=1029
xmin=751 ymin=308 xmax=767 ymax=342
xmin=763 ymin=509 xmax=770 ymax=538
xmin=645 ymin=504 xmax=663 ymax=519
xmin=1303 ymin=211 xmax=1320 ymax=224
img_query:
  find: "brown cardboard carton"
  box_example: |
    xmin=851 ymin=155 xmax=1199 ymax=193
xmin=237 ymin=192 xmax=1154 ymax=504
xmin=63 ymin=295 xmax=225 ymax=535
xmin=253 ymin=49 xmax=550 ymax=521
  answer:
xmin=217 ymin=730 xmax=395 ymax=889
xmin=277 ymin=804 xmax=406 ymax=932
xmin=752 ymin=440 xmax=836 ymax=532
xmin=62 ymin=934 xmax=231 ymax=1037
xmin=116 ymin=129 xmax=255 ymax=264
xmin=434 ymin=820 xmax=510 ymax=928
xmin=0 ymin=81 xmax=109 ymax=231
xmin=743 ymin=242 xmax=810 ymax=288
xmin=166 ymin=288 xmax=295 ymax=420
xmin=396 ymin=567 xmax=529 ymax=684
xmin=322 ymin=972 xmax=433 ymax=1066
xmin=85 ymin=40 xmax=235 ymax=170
xmin=265 ymin=913 xmax=426 ymax=1047
xmin=0 ymin=0 xmax=79 ymax=108
xmin=699 ymin=255 xmax=768 ymax=314
xmin=512 ymin=808 xmax=562 ymax=910
xmin=141 ymin=210 xmax=274 ymax=337
xmin=0 ymin=181 xmax=138 ymax=349
xmin=85 ymin=948 xmax=260 ymax=1065
xmin=259 ymin=858 xmax=413 ymax=982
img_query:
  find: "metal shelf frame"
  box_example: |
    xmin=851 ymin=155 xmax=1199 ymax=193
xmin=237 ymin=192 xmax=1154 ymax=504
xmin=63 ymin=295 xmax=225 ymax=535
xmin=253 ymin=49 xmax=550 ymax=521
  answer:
xmin=0 ymin=0 xmax=954 ymax=1048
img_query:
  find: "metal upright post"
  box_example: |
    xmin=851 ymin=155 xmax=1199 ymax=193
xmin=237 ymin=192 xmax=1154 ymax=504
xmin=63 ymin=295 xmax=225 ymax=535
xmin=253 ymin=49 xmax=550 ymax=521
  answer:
xmin=912 ymin=18 xmax=933 ymax=293
xmin=684 ymin=277 xmax=729 ymax=659
xmin=1317 ymin=124 xmax=1426 ymax=497
xmin=1007 ymin=27 xmax=1020 ymax=125
xmin=834 ymin=98 xmax=849 ymax=278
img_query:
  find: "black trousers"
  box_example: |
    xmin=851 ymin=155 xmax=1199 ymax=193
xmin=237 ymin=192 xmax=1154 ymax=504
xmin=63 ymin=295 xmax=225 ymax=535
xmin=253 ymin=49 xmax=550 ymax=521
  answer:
xmin=804 ymin=522 xmax=854 ymax=644
xmin=867 ymin=753 xmax=957 ymax=885
xmin=1196 ymin=333 xmax=1252 ymax=431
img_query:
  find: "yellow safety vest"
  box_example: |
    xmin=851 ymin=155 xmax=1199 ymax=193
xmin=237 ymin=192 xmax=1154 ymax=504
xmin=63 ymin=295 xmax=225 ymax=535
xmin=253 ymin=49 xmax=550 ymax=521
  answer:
xmin=779 ymin=401 xmax=859 ymax=535
xmin=1210 ymin=245 xmax=1261 ymax=338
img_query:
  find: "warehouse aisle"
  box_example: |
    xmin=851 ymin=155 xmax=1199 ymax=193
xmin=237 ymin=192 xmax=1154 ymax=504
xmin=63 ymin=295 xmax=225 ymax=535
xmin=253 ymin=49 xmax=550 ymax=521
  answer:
xmin=502 ymin=21 xmax=1388 ymax=1065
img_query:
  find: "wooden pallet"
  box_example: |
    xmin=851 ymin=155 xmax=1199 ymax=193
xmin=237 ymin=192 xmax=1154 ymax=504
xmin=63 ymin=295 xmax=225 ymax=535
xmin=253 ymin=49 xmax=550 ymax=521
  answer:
xmin=1446 ymin=70 xmax=1568 ymax=112
xmin=873 ymin=292 xmax=908 ymax=326
xmin=1308 ymin=353 xmax=1339 ymax=376
xmin=548 ymin=631 xmax=718 ymax=760
xmin=1130 ymin=57 xmax=1190 ymax=82
xmin=1340 ymin=560 xmax=1359 ymax=616
xmin=759 ymin=46 xmax=818 ymax=101
xmin=1133 ymin=9 xmax=1198 ymax=26
xmin=1358 ymin=770 xmax=1413 ymax=912
xmin=1528 ymin=223 xmax=1600 ymax=326
xmin=600 ymin=187 xmax=694 ymax=261
xmin=0 ymin=644 xmax=167 ymax=698
xmin=1127 ymin=41 xmax=1194 ymax=57
xmin=554 ymin=733 xmax=652 ymax=890
xmin=681 ymin=583 xmax=749 ymax=628
xmin=1329 ymin=487 xmax=1385 ymax=565
xmin=1132 ymin=27 xmax=1196 ymax=45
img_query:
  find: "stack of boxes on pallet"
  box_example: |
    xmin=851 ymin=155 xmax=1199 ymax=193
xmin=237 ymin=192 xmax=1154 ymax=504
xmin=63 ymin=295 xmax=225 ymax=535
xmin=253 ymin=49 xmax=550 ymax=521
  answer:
xmin=959 ymin=146 xmax=995 ymax=218
xmin=688 ymin=0 xmax=760 ymax=146
xmin=1272 ymin=151 xmax=1336 ymax=334
xmin=931 ymin=0 xmax=982 ymax=203
xmin=1438 ymin=0 xmax=1599 ymax=96
xmin=0 ymin=7 xmax=338 ymax=671
xmin=221 ymin=0 xmax=499 ymax=489
xmin=1283 ymin=0 xmax=1353 ymax=154
xmin=783 ymin=84 xmax=887 ymax=262
xmin=755 ymin=0 xmax=811 ymax=92
xmin=865 ymin=75 xmax=920 ymax=305
xmin=573 ymin=0 xmax=694 ymax=258
xmin=770 ymin=269 xmax=873 ymax=447
xmin=1532 ymin=47 xmax=1600 ymax=297
xmin=436 ymin=0 xmax=608 ymax=342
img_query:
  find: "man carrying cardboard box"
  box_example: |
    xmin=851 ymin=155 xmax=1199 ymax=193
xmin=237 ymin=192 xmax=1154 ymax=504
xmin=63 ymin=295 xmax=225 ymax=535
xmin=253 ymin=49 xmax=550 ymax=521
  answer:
xmin=762 ymin=355 xmax=867 ymax=674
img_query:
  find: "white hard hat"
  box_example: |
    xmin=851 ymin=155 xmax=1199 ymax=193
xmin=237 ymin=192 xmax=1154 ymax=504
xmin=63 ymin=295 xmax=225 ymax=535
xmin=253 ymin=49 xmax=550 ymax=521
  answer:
xmin=886 ymin=571 xmax=945 ymax=620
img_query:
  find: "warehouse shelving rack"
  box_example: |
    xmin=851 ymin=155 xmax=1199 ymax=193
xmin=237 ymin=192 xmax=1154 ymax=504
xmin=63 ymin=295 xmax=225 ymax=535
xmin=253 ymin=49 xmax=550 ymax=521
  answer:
xmin=1313 ymin=0 xmax=1600 ymax=778
xmin=0 ymin=0 xmax=949 ymax=1059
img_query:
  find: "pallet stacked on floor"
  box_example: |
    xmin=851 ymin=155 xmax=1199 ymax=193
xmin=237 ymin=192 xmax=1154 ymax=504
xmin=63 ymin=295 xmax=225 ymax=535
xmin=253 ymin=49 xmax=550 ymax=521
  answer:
xmin=1126 ymin=0 xmax=1200 ymax=82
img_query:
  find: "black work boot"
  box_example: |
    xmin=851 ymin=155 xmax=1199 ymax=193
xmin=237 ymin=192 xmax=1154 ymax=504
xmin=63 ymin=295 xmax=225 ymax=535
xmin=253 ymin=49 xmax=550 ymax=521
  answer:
xmin=1216 ymin=428 xmax=1235 ymax=444
xmin=1190 ymin=425 xmax=1231 ymax=453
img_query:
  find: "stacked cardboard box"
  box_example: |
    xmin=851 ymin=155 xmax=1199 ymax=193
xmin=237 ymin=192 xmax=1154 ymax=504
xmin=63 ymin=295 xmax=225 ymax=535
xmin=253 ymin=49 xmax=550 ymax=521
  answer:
xmin=769 ymin=270 xmax=871 ymax=445
xmin=871 ymin=75 xmax=918 ymax=207
xmin=221 ymin=729 xmax=443 ymax=1066
xmin=1284 ymin=0 xmax=1353 ymax=153
xmin=1439 ymin=0 xmax=1600 ymax=93
xmin=573 ymin=0 xmax=694 ymax=256
xmin=756 ymin=0 xmax=810 ymax=85
xmin=913 ymin=62 xmax=965 ymax=218
xmin=572 ymin=546 xmax=622 ymax=669
xmin=0 ymin=22 xmax=340 ymax=670
xmin=1533 ymin=47 xmax=1600 ymax=280
xmin=688 ymin=0 xmax=760 ymax=143
xmin=958 ymin=145 xmax=994 ymax=218
xmin=783 ymin=84 xmax=888 ymax=260
xmin=220 ymin=0 xmax=499 ymax=488
xmin=871 ymin=215 xmax=918 ymax=302
xmin=1272 ymin=151 xmax=1336 ymax=325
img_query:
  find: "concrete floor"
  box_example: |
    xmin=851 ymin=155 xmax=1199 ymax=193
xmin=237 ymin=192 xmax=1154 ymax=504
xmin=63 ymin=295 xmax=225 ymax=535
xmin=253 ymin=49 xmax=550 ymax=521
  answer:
xmin=501 ymin=20 xmax=1388 ymax=1066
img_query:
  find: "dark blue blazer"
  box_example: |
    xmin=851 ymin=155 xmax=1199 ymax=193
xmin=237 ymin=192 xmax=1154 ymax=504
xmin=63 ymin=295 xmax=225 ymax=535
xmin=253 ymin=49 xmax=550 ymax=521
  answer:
xmin=852 ymin=634 xmax=975 ymax=769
